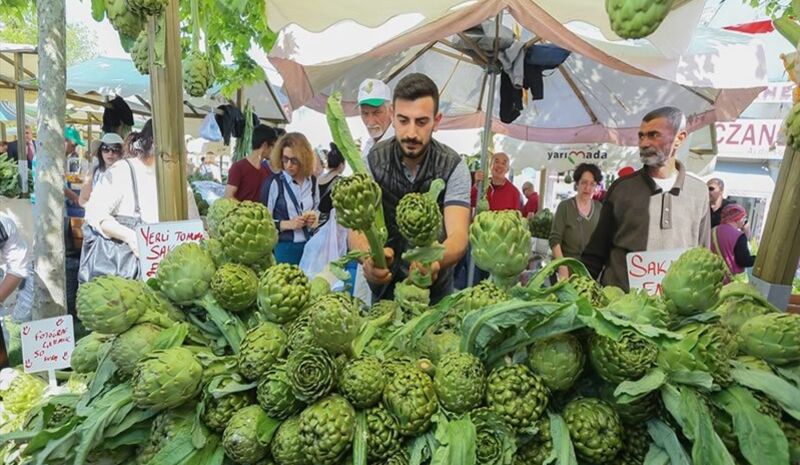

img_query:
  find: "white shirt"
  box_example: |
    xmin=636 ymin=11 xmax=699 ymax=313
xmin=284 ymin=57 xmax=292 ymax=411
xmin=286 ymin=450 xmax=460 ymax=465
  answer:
xmin=361 ymin=125 xmax=395 ymax=158
xmin=267 ymin=171 xmax=319 ymax=243
xmin=199 ymin=163 xmax=221 ymax=182
xmin=653 ymin=173 xmax=678 ymax=192
xmin=0 ymin=215 xmax=30 ymax=279
xmin=85 ymin=158 xmax=200 ymax=235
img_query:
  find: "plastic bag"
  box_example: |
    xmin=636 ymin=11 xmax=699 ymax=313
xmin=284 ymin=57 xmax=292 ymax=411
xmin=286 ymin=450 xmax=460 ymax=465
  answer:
xmin=199 ymin=113 xmax=223 ymax=141
xmin=299 ymin=209 xmax=348 ymax=287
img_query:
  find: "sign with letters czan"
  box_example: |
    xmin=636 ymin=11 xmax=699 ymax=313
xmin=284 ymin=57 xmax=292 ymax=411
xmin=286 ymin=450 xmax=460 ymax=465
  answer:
xmin=137 ymin=220 xmax=205 ymax=279
xmin=20 ymin=315 xmax=75 ymax=373
xmin=626 ymin=249 xmax=686 ymax=296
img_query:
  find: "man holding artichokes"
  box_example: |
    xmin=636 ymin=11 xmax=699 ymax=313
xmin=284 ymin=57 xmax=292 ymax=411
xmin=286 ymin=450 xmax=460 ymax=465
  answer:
xmin=351 ymin=73 xmax=471 ymax=303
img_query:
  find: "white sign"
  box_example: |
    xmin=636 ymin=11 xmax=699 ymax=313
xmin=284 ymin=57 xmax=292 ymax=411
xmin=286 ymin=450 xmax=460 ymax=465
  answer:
xmin=626 ymin=249 xmax=686 ymax=296
xmin=137 ymin=220 xmax=205 ymax=280
xmin=20 ymin=315 xmax=75 ymax=374
xmin=715 ymin=119 xmax=784 ymax=154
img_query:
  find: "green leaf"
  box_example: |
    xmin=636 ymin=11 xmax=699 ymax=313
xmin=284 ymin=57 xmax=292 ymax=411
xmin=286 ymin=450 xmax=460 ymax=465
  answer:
xmin=615 ymin=369 xmax=667 ymax=398
xmin=643 ymin=443 xmax=672 ymax=465
xmin=143 ymin=421 xmax=196 ymax=465
xmin=152 ymin=323 xmax=190 ymax=350
xmin=431 ymin=415 xmax=476 ymax=465
xmin=526 ymin=258 xmax=590 ymax=290
xmin=91 ymin=0 xmax=105 ymax=21
xmin=352 ymin=307 xmax=396 ymax=357
xmin=353 ymin=411 xmax=368 ymax=465
xmin=731 ymin=361 xmax=800 ymax=420
xmin=668 ymin=370 xmax=714 ymax=389
xmin=646 ymin=419 xmax=691 ymax=465
xmin=712 ymin=386 xmax=789 ymax=465
xmin=403 ymin=244 xmax=445 ymax=266
xmin=547 ymin=412 xmax=578 ymax=465
xmin=776 ymin=365 xmax=800 ymax=389
xmin=256 ymin=414 xmax=281 ymax=445
xmin=580 ymin=305 xmax=681 ymax=341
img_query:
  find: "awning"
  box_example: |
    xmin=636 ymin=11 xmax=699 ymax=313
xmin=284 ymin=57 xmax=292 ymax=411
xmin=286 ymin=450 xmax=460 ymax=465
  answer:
xmin=708 ymin=161 xmax=775 ymax=198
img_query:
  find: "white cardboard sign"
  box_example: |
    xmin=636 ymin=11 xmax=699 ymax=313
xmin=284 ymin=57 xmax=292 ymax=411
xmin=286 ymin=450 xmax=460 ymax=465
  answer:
xmin=137 ymin=220 xmax=205 ymax=280
xmin=626 ymin=249 xmax=687 ymax=296
xmin=20 ymin=315 xmax=75 ymax=375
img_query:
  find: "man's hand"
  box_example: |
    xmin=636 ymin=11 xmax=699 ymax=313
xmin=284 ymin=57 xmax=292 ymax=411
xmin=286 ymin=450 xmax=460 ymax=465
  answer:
xmin=557 ymin=265 xmax=570 ymax=281
xmin=64 ymin=188 xmax=79 ymax=204
xmin=410 ymin=260 xmax=441 ymax=283
xmin=473 ymin=170 xmax=484 ymax=184
xmin=362 ymin=247 xmax=394 ymax=285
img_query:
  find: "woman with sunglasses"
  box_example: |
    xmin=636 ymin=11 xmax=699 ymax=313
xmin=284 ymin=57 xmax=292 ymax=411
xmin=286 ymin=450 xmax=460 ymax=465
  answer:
xmin=260 ymin=132 xmax=319 ymax=265
xmin=78 ymin=132 xmax=125 ymax=207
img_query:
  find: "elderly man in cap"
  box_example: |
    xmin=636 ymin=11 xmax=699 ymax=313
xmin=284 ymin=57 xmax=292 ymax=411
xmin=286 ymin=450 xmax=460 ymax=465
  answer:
xmin=359 ymin=78 xmax=394 ymax=157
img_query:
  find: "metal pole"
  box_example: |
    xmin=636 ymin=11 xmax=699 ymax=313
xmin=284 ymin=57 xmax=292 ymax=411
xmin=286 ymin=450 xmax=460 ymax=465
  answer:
xmin=15 ymin=52 xmax=28 ymax=194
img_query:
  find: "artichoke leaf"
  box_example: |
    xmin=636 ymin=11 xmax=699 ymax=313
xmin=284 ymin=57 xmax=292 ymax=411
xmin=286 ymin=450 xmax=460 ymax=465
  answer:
xmin=547 ymin=412 xmax=578 ymax=465
xmin=646 ymin=419 xmax=691 ymax=465
xmin=731 ymin=361 xmax=800 ymax=420
xmin=581 ymin=305 xmax=681 ymax=341
xmin=255 ymin=413 xmax=281 ymax=445
xmin=667 ymin=370 xmax=714 ymax=390
xmin=615 ymin=369 xmax=667 ymax=399
xmin=151 ymin=323 xmax=190 ymax=350
xmin=525 ymin=257 xmax=590 ymax=291
xmin=776 ymin=365 xmax=800 ymax=388
xmin=353 ymin=411 xmax=368 ymax=465
xmin=330 ymin=250 xmax=370 ymax=281
xmin=430 ymin=414 xmax=476 ymax=465
xmin=643 ymin=444 xmax=672 ymax=465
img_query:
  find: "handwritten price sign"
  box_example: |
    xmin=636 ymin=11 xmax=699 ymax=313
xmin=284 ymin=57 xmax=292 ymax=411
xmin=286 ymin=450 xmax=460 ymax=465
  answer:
xmin=137 ymin=220 xmax=205 ymax=280
xmin=626 ymin=249 xmax=686 ymax=296
xmin=20 ymin=315 xmax=75 ymax=373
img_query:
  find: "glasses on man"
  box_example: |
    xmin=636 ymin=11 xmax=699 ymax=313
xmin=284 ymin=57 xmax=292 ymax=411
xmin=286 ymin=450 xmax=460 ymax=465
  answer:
xmin=101 ymin=144 xmax=122 ymax=155
xmin=282 ymin=156 xmax=301 ymax=167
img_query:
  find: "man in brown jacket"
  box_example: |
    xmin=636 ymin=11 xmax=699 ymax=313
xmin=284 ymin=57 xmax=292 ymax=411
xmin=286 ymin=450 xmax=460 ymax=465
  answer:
xmin=581 ymin=106 xmax=710 ymax=291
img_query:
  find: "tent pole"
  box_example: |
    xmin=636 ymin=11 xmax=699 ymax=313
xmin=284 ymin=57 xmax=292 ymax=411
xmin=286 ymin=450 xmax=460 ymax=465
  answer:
xmin=0 ymin=122 xmax=5 ymax=141
xmin=538 ymin=169 xmax=547 ymax=212
xmin=15 ymin=52 xmax=28 ymax=194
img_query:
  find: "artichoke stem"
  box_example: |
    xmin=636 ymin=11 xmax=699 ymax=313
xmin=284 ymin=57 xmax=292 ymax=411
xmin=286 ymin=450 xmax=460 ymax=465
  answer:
xmin=490 ymin=274 xmax=518 ymax=290
xmin=197 ymin=294 xmax=246 ymax=354
xmin=364 ymin=226 xmax=388 ymax=268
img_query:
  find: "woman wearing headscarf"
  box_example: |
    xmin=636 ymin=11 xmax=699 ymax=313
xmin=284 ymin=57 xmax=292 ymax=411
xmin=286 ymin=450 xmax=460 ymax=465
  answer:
xmin=710 ymin=203 xmax=755 ymax=283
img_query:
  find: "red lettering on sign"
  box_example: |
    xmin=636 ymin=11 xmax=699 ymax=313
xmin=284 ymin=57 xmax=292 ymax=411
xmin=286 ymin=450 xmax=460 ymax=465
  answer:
xmin=629 ymin=254 xmax=647 ymax=278
xmin=22 ymin=325 xmax=30 ymax=336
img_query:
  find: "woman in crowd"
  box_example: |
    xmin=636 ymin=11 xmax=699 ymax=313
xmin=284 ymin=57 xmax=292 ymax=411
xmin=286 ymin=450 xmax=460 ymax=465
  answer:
xmin=316 ymin=142 xmax=345 ymax=228
xmin=78 ymin=133 xmax=124 ymax=207
xmin=550 ymin=163 xmax=603 ymax=280
xmin=261 ymin=132 xmax=319 ymax=265
xmin=711 ymin=203 xmax=755 ymax=283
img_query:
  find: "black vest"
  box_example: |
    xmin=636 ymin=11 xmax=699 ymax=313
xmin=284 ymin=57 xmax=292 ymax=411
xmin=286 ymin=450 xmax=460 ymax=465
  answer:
xmin=367 ymin=137 xmax=463 ymax=303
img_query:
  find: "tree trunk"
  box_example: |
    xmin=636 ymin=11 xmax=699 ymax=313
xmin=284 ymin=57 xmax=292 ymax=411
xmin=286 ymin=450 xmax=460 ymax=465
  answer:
xmin=32 ymin=0 xmax=67 ymax=319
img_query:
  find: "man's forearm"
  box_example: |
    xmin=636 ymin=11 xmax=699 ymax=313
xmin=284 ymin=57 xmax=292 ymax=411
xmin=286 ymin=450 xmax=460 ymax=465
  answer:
xmin=0 ymin=275 xmax=23 ymax=304
xmin=440 ymin=233 xmax=468 ymax=270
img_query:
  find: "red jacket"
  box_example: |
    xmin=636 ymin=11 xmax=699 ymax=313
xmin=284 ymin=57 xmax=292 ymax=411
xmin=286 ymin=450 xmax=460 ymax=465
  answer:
xmin=471 ymin=179 xmax=522 ymax=212
xmin=522 ymin=192 xmax=539 ymax=217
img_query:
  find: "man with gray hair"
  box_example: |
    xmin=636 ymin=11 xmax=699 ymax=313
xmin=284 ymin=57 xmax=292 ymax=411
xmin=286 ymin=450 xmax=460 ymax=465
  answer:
xmin=581 ymin=106 xmax=711 ymax=291
xmin=358 ymin=78 xmax=394 ymax=157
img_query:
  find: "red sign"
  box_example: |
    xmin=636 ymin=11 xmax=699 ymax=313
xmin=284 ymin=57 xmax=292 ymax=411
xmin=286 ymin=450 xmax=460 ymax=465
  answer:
xmin=753 ymin=82 xmax=794 ymax=103
xmin=715 ymin=119 xmax=783 ymax=152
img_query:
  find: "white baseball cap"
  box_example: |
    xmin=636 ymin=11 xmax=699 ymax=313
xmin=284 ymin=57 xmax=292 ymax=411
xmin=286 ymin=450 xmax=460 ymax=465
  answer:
xmin=357 ymin=79 xmax=392 ymax=107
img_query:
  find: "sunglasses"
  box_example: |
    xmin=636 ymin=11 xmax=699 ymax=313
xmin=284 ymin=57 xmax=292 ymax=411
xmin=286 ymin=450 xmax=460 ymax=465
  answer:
xmin=282 ymin=155 xmax=301 ymax=167
xmin=101 ymin=144 xmax=122 ymax=155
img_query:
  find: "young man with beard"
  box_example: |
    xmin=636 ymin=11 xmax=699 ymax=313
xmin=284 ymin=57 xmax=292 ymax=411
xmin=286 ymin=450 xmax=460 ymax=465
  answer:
xmin=581 ymin=106 xmax=710 ymax=291
xmin=352 ymin=73 xmax=471 ymax=304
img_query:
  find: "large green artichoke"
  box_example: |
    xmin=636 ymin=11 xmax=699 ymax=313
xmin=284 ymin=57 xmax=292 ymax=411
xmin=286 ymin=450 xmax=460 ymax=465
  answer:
xmin=658 ymin=323 xmax=738 ymax=386
xmin=105 ymin=0 xmax=144 ymax=38
xmin=211 ymin=263 xmax=258 ymax=313
xmin=131 ymin=347 xmax=202 ymax=409
xmin=331 ymin=173 xmax=381 ymax=231
xmin=514 ymin=416 xmax=552 ymax=465
xmin=217 ymin=201 xmax=278 ymax=266
xmin=131 ymin=31 xmax=149 ymax=75
xmin=470 ymin=210 xmax=531 ymax=288
xmin=109 ymin=323 xmax=162 ymax=378
xmin=258 ymin=264 xmax=310 ymax=323
xmin=433 ymin=352 xmax=486 ymax=414
xmin=285 ymin=311 xmax=314 ymax=352
xmin=156 ymin=242 xmax=216 ymax=305
xmin=563 ymin=398 xmax=623 ymax=463
xmin=589 ymin=330 xmax=658 ymax=383
xmin=201 ymin=376 xmax=255 ymax=433
xmin=339 ymin=356 xmax=386 ymax=409
xmin=416 ymin=329 xmax=461 ymax=365
xmin=605 ymin=0 xmax=672 ymax=39
xmin=309 ymin=292 xmax=361 ymax=354
xmin=238 ymin=322 xmax=287 ymax=381
xmin=527 ymin=333 xmax=584 ymax=392
xmin=661 ymin=247 xmax=725 ymax=316
xmin=298 ymin=395 xmax=356 ymax=465
xmin=566 ymin=275 xmax=605 ymax=308
xmin=396 ymin=191 xmax=441 ymax=247
xmin=365 ymin=406 xmax=403 ymax=462
xmin=207 ymin=198 xmax=238 ymax=238
xmin=76 ymin=276 xmax=146 ymax=334
xmin=383 ymin=365 xmax=438 ymax=436
xmin=603 ymin=290 xmax=671 ymax=328
xmin=486 ymin=365 xmax=548 ymax=430
xmin=126 ymin=0 xmax=167 ymax=16
xmin=471 ymin=407 xmax=517 ymax=465
xmin=183 ymin=51 xmax=214 ymax=98
xmin=257 ymin=365 xmax=303 ymax=420
xmin=222 ymin=405 xmax=270 ymax=464
xmin=739 ymin=313 xmax=800 ymax=365
xmin=71 ymin=333 xmax=108 ymax=373
xmin=285 ymin=345 xmax=337 ymax=403
xmin=715 ymin=296 xmax=773 ymax=333
xmin=271 ymin=415 xmax=308 ymax=465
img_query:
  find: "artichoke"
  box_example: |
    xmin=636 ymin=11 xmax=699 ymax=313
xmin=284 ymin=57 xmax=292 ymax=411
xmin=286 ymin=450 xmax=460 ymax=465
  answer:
xmin=528 ymin=209 xmax=552 ymax=240
xmin=396 ymin=190 xmax=441 ymax=247
xmin=156 ymin=243 xmax=216 ymax=305
xmin=331 ymin=173 xmax=382 ymax=231
xmin=339 ymin=356 xmax=386 ymax=409
xmin=614 ymin=425 xmax=651 ymax=465
xmin=658 ymin=323 xmax=738 ymax=386
xmin=126 ymin=0 xmax=168 ymax=17
xmin=416 ymin=329 xmax=461 ymax=365
xmin=739 ymin=313 xmax=800 ymax=365
xmin=589 ymin=330 xmax=658 ymax=383
xmin=383 ymin=365 xmax=439 ymax=436
xmin=0 ymin=368 xmax=46 ymax=415
xmin=109 ymin=323 xmax=162 ymax=378
xmin=385 ymin=449 xmax=411 ymax=465
xmin=470 ymin=210 xmax=531 ymax=288
xmin=367 ymin=299 xmax=401 ymax=320
xmin=76 ymin=276 xmax=147 ymax=334
xmin=137 ymin=408 xmax=193 ymax=465
xmin=458 ymin=280 xmax=509 ymax=312
xmin=256 ymin=365 xmax=303 ymax=420
xmin=238 ymin=322 xmax=287 ymax=381
xmin=222 ymin=405 xmax=270 ymax=465
xmin=309 ymin=276 xmax=331 ymax=300
xmin=207 ymin=198 xmax=238 ymax=238
xmin=603 ymin=290 xmax=671 ymax=328
xmin=211 ymin=263 xmax=258 ymax=313
xmin=527 ymin=333 xmax=584 ymax=392
xmin=183 ymin=51 xmax=214 ymax=98
xmin=309 ymin=292 xmax=362 ymax=354
xmin=131 ymin=347 xmax=203 ymax=410
xmin=563 ymin=398 xmax=623 ymax=463
xmin=71 ymin=333 xmax=108 ymax=373
xmin=201 ymin=376 xmax=255 ymax=433
xmin=603 ymin=285 xmax=626 ymax=304
xmin=285 ymin=311 xmax=314 ymax=352
xmin=715 ymin=296 xmax=773 ymax=332
xmin=471 ymin=407 xmax=517 ymax=465
xmin=514 ymin=416 xmax=552 ymax=465
xmin=217 ymin=201 xmax=278 ymax=266
xmin=605 ymin=0 xmax=673 ymax=40
xmin=285 ymin=345 xmax=337 ymax=403
xmin=298 ymin=395 xmax=356 ymax=465
xmin=661 ymin=247 xmax=726 ymax=316
xmin=258 ymin=264 xmax=310 ymax=324
xmin=566 ymin=274 xmax=605 ymax=307
xmin=131 ymin=31 xmax=149 ymax=75
xmin=105 ymin=0 xmax=144 ymax=38
xmin=600 ymin=385 xmax=660 ymax=425
xmin=486 ymin=365 xmax=548 ymax=430
xmin=433 ymin=352 xmax=486 ymax=414
xmin=271 ymin=416 xmax=308 ymax=465
xmin=365 ymin=406 xmax=403 ymax=462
